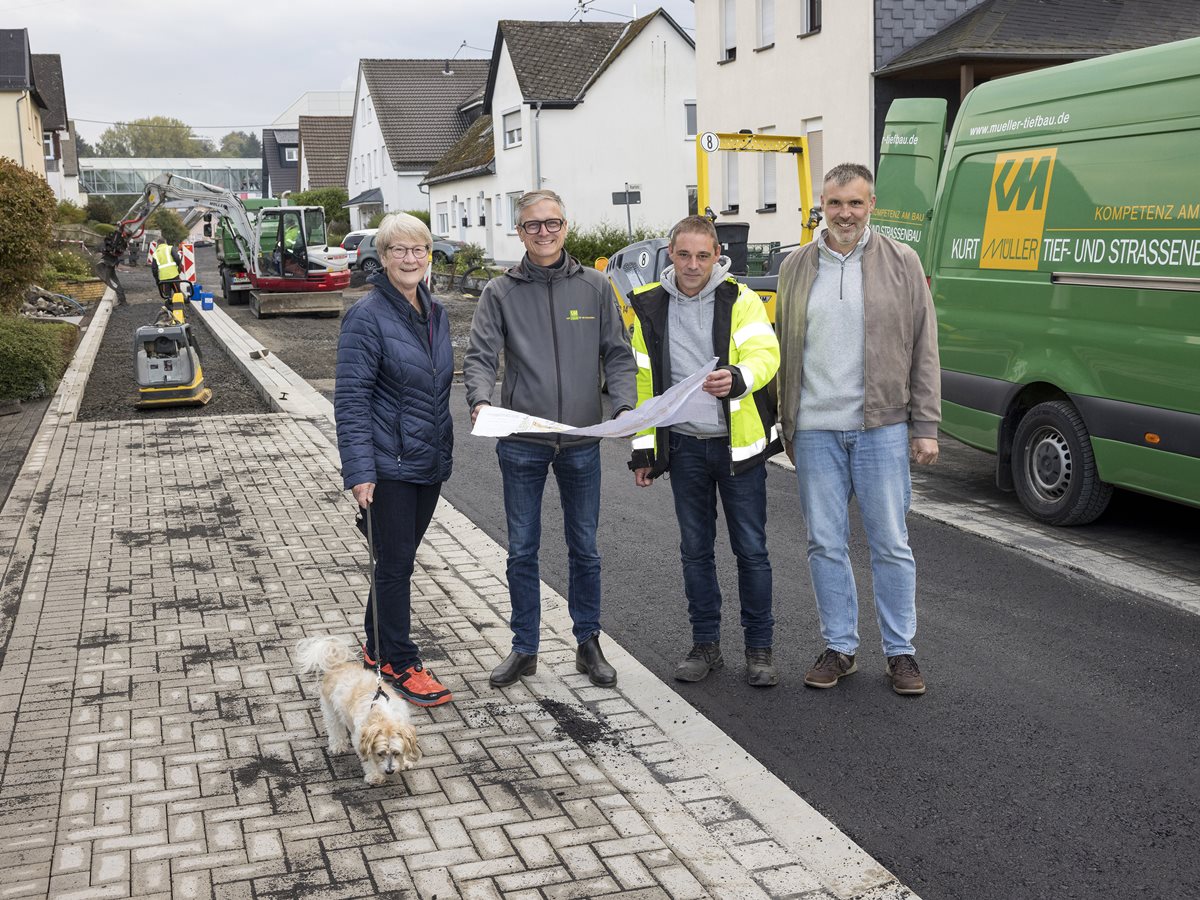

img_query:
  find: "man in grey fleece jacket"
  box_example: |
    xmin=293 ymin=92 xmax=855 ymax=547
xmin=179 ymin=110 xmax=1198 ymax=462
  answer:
xmin=775 ymin=163 xmax=940 ymax=697
xmin=464 ymin=189 xmax=637 ymax=690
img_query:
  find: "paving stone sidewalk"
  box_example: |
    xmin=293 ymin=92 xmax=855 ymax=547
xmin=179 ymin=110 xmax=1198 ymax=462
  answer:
xmin=0 ymin=406 xmax=913 ymax=900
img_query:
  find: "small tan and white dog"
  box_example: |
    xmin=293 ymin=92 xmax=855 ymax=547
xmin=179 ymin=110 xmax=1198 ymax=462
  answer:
xmin=295 ymin=636 xmax=421 ymax=785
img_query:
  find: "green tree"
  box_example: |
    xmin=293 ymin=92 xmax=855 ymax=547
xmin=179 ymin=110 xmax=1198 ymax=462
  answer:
xmin=96 ymin=116 xmax=213 ymax=158
xmin=148 ymin=208 xmax=187 ymax=244
xmin=219 ymin=130 xmax=261 ymax=158
xmin=85 ymin=195 xmax=116 ymax=225
xmin=291 ymin=187 xmax=350 ymax=234
xmin=0 ymin=157 xmax=56 ymax=314
xmin=74 ymin=134 xmax=96 ymax=158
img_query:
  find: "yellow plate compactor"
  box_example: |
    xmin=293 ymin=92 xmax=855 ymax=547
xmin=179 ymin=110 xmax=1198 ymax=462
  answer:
xmin=134 ymin=291 xmax=212 ymax=408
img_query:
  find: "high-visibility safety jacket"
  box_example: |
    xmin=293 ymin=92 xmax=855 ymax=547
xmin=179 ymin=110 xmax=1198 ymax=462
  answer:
xmin=628 ymin=276 xmax=782 ymax=478
xmin=152 ymin=242 xmax=180 ymax=282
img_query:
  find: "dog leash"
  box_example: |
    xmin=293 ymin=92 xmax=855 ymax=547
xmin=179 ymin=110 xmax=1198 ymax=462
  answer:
xmin=364 ymin=502 xmax=389 ymax=705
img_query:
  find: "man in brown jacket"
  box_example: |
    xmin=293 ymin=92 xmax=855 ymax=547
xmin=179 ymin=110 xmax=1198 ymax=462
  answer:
xmin=775 ymin=163 xmax=940 ymax=696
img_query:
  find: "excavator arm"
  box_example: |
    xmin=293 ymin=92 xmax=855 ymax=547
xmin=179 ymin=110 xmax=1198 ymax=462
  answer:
xmin=100 ymin=173 xmax=260 ymax=290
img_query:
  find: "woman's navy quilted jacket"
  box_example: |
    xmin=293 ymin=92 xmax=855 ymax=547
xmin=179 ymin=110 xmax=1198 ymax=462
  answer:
xmin=334 ymin=274 xmax=454 ymax=489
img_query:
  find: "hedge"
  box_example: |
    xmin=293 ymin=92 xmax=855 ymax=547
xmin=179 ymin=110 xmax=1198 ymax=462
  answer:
xmin=564 ymin=222 xmax=665 ymax=267
xmin=0 ymin=157 xmax=56 ymax=315
xmin=0 ymin=314 xmax=76 ymax=402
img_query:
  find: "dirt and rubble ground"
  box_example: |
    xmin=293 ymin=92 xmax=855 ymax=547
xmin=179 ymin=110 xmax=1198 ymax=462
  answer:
xmin=77 ymin=248 xmax=482 ymax=421
xmin=77 ymin=261 xmax=271 ymax=422
xmin=190 ymin=247 xmax=481 ymax=400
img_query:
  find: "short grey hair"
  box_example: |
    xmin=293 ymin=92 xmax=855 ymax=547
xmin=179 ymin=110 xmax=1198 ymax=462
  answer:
xmin=515 ymin=189 xmax=566 ymax=224
xmin=824 ymin=163 xmax=874 ymax=189
xmin=376 ymin=212 xmax=432 ymax=254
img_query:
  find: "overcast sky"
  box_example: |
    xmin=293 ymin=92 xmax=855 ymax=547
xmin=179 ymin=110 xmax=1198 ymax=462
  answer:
xmin=8 ymin=0 xmax=697 ymax=148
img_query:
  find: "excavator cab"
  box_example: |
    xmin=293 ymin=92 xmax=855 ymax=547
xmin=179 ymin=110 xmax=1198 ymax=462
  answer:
xmin=258 ymin=208 xmax=309 ymax=278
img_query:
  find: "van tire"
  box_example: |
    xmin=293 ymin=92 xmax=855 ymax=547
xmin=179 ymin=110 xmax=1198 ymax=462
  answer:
xmin=1011 ymin=400 xmax=1113 ymax=526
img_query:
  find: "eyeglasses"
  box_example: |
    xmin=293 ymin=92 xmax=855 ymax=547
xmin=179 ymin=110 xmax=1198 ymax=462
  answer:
xmin=385 ymin=245 xmax=429 ymax=260
xmin=518 ymin=218 xmax=564 ymax=235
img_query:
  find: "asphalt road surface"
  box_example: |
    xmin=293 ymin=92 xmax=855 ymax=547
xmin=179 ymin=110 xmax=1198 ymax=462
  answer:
xmin=190 ymin=245 xmax=1200 ymax=899
xmin=441 ymin=384 xmax=1200 ymax=900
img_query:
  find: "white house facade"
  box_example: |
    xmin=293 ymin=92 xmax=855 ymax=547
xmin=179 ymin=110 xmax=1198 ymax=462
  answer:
xmin=345 ymin=59 xmax=489 ymax=231
xmin=427 ymin=11 xmax=697 ymax=264
xmin=693 ymin=0 xmax=872 ymax=245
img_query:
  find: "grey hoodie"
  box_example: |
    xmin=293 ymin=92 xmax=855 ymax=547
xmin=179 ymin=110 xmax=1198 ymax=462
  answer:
xmin=659 ymin=257 xmax=733 ymax=437
xmin=464 ymin=252 xmax=637 ymax=445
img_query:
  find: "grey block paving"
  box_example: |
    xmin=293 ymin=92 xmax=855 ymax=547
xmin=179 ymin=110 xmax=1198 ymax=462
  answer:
xmin=0 ymin=410 xmax=911 ymax=899
xmin=0 ymin=295 xmax=916 ymax=899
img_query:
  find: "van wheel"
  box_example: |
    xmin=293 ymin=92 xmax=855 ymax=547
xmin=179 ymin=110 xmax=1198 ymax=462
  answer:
xmin=1011 ymin=400 xmax=1113 ymax=526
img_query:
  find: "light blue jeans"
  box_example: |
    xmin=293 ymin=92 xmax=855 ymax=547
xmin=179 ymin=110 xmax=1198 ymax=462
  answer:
xmin=792 ymin=423 xmax=917 ymax=658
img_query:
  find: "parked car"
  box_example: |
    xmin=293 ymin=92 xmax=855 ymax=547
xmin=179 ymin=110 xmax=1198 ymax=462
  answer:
xmin=356 ymin=231 xmax=472 ymax=275
xmin=341 ymin=229 xmax=375 ymax=267
xmin=432 ymin=235 xmax=468 ymax=265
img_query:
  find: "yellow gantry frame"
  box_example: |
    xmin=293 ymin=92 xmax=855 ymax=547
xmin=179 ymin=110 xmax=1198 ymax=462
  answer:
xmin=695 ymin=132 xmax=818 ymax=248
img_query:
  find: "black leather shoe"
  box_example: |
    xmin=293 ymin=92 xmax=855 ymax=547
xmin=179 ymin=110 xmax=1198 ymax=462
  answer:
xmin=575 ymin=635 xmax=617 ymax=687
xmin=490 ymin=651 xmax=537 ymax=687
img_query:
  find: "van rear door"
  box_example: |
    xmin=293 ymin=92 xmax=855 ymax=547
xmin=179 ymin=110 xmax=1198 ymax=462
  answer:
xmin=874 ymin=98 xmax=947 ymax=271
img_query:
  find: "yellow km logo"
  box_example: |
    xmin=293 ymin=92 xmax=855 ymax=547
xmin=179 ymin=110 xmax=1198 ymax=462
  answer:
xmin=566 ymin=309 xmax=595 ymax=321
xmin=981 ymin=147 xmax=1058 ymax=271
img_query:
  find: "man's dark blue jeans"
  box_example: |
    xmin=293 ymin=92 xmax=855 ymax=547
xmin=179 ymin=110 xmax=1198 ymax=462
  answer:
xmin=668 ymin=433 xmax=774 ymax=648
xmin=496 ymin=439 xmax=602 ymax=654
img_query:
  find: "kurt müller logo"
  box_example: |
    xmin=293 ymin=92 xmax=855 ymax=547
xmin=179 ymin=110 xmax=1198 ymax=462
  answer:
xmin=566 ymin=309 xmax=595 ymax=321
xmin=980 ymin=147 xmax=1058 ymax=270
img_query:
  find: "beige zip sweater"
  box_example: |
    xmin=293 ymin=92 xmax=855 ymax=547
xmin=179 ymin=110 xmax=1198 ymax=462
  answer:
xmin=776 ymin=229 xmax=941 ymax=443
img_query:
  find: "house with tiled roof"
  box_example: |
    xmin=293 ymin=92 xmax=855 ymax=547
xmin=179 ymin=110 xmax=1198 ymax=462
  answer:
xmin=693 ymin=0 xmax=1200 ymax=244
xmin=424 ymin=8 xmax=696 ymax=263
xmin=31 ymin=54 xmax=79 ymax=203
xmin=297 ymin=116 xmax=352 ymax=191
xmin=261 ymin=128 xmax=299 ymax=197
xmin=345 ymin=58 xmax=490 ymax=230
xmin=0 ymin=29 xmax=47 ymax=177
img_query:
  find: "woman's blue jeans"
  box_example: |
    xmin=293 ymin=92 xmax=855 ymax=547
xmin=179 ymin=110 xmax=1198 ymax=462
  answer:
xmin=792 ymin=423 xmax=917 ymax=658
xmin=496 ymin=440 xmax=602 ymax=654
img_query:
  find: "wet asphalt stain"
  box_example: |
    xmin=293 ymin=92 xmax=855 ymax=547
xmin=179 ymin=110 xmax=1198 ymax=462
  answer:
xmin=171 ymin=559 xmax=213 ymax=573
xmin=79 ymin=685 xmax=134 ymax=706
xmin=231 ymin=756 xmax=302 ymax=799
xmin=181 ymin=646 xmax=239 ymax=668
xmin=536 ymin=698 xmax=625 ymax=750
xmin=113 ymin=529 xmax=152 ymax=549
xmin=77 ymin=632 xmax=126 ymax=650
xmin=163 ymin=522 xmax=218 ymax=541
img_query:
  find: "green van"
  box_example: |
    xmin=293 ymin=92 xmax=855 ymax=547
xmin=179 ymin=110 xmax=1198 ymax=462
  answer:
xmin=875 ymin=37 xmax=1200 ymax=525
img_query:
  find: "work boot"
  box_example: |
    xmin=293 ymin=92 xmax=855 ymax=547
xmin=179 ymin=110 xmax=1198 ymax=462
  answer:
xmin=886 ymin=654 xmax=926 ymax=696
xmin=490 ymin=651 xmax=537 ymax=687
xmin=745 ymin=647 xmax=779 ymax=687
xmin=575 ymin=635 xmax=617 ymax=687
xmin=674 ymin=642 xmax=723 ymax=682
xmin=804 ymin=648 xmax=857 ymax=688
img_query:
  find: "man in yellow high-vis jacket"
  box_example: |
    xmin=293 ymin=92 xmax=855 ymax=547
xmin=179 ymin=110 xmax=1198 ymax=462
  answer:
xmin=627 ymin=215 xmax=783 ymax=687
xmin=150 ymin=241 xmax=182 ymax=299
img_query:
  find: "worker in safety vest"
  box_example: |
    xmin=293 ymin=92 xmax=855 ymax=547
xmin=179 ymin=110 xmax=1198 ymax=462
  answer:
xmin=627 ymin=214 xmax=783 ymax=688
xmin=150 ymin=241 xmax=183 ymax=298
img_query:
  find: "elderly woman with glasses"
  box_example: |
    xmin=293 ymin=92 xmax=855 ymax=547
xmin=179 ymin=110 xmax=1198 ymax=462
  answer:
xmin=334 ymin=212 xmax=454 ymax=707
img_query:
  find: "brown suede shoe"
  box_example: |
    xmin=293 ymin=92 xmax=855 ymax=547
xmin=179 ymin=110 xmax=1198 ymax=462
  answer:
xmin=886 ymin=654 xmax=926 ymax=695
xmin=804 ymin=648 xmax=857 ymax=688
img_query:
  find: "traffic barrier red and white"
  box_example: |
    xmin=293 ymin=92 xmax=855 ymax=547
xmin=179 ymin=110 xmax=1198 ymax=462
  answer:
xmin=146 ymin=240 xmax=158 ymax=265
xmin=180 ymin=241 xmax=196 ymax=283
